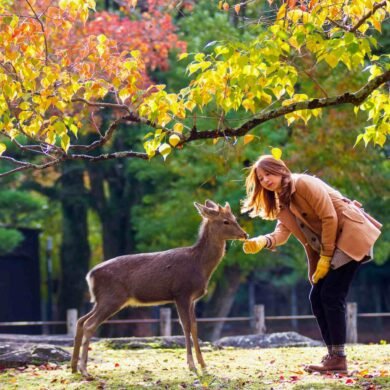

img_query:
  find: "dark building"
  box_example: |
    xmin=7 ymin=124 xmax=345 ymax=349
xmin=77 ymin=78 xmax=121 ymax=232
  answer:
xmin=0 ymin=228 xmax=41 ymax=334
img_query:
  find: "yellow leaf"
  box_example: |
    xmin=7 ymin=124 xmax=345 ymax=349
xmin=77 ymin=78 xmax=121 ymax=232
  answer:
xmin=19 ymin=102 xmax=30 ymax=111
xmin=58 ymin=0 xmax=68 ymax=10
xmin=244 ymin=134 xmax=255 ymax=145
xmin=169 ymin=134 xmax=181 ymax=147
xmin=261 ymin=93 xmax=272 ymax=105
xmin=194 ymin=53 xmax=205 ymax=62
xmin=70 ymin=124 xmax=78 ymax=137
xmin=131 ymin=50 xmax=141 ymax=59
xmin=173 ymin=123 xmax=184 ymax=133
xmin=178 ymin=52 xmax=189 ymax=61
xmin=324 ymin=53 xmax=339 ymax=68
xmin=0 ymin=143 xmax=6 ymax=155
xmin=61 ymin=134 xmax=70 ymax=153
xmin=222 ymin=2 xmax=229 ymax=11
xmin=242 ymin=99 xmax=255 ymax=113
xmin=97 ymin=34 xmax=107 ymax=43
xmin=184 ymin=100 xmax=196 ymax=112
xmin=159 ymin=143 xmax=171 ymax=160
xmin=372 ymin=18 xmax=381 ymax=32
xmin=119 ymin=88 xmax=131 ymax=103
xmin=19 ymin=111 xmax=33 ymax=122
xmin=234 ymin=4 xmax=241 ymax=14
xmin=271 ymin=147 xmax=282 ymax=160
xmin=276 ymin=3 xmax=287 ymax=20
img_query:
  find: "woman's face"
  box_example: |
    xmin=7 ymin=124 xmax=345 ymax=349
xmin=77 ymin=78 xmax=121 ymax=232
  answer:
xmin=256 ymin=167 xmax=282 ymax=192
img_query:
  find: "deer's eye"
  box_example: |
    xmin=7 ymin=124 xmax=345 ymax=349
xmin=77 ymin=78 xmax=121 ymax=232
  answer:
xmin=223 ymin=220 xmax=230 ymax=225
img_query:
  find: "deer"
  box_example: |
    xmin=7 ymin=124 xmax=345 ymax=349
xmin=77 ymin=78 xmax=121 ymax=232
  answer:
xmin=71 ymin=200 xmax=248 ymax=378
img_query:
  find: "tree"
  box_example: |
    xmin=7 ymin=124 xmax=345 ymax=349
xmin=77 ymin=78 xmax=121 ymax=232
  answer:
xmin=0 ymin=183 xmax=46 ymax=255
xmin=0 ymin=0 xmax=389 ymax=177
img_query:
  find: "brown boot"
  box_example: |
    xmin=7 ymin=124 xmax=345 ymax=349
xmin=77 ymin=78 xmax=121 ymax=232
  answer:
xmin=305 ymin=354 xmax=347 ymax=374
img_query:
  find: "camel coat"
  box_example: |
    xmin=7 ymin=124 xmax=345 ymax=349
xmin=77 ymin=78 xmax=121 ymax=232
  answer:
xmin=265 ymin=174 xmax=382 ymax=280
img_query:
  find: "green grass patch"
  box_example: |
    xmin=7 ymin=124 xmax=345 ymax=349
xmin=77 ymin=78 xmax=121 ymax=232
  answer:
xmin=0 ymin=344 xmax=389 ymax=389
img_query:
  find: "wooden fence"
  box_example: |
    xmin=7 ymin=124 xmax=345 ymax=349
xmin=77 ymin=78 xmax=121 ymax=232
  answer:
xmin=1 ymin=303 xmax=389 ymax=343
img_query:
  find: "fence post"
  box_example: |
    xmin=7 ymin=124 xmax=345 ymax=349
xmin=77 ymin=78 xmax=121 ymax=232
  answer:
xmin=67 ymin=308 xmax=78 ymax=338
xmin=346 ymin=302 xmax=357 ymax=344
xmin=160 ymin=308 xmax=172 ymax=336
xmin=254 ymin=304 xmax=266 ymax=335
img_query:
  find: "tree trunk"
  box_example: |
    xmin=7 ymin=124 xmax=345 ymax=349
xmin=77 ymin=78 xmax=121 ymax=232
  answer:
xmin=58 ymin=161 xmax=91 ymax=319
xmin=87 ymin=157 xmax=151 ymax=337
xmin=200 ymin=264 xmax=245 ymax=341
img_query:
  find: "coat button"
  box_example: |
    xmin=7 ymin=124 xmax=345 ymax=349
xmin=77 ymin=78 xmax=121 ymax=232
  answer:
xmin=311 ymin=237 xmax=316 ymax=242
xmin=300 ymin=223 xmax=305 ymax=228
xmin=302 ymin=212 xmax=307 ymax=217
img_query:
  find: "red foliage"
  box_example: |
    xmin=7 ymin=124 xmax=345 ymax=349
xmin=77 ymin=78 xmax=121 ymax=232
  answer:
xmin=86 ymin=1 xmax=186 ymax=72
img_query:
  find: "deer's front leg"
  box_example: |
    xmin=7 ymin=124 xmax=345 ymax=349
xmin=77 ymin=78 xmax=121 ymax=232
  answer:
xmin=175 ymin=298 xmax=196 ymax=372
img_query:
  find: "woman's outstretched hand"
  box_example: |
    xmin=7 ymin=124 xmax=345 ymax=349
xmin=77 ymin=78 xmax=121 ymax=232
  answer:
xmin=312 ymin=255 xmax=332 ymax=283
xmin=243 ymin=236 xmax=267 ymax=254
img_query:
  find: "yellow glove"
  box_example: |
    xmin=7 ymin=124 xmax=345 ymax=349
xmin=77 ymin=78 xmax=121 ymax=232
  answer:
xmin=243 ymin=236 xmax=267 ymax=254
xmin=312 ymin=255 xmax=332 ymax=284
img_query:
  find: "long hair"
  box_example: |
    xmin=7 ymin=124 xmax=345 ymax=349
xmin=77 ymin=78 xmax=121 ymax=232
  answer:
xmin=241 ymin=155 xmax=292 ymax=220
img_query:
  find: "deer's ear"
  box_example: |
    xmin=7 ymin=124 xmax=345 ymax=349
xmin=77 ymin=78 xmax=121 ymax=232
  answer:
xmin=224 ymin=202 xmax=231 ymax=212
xmin=205 ymin=199 xmax=218 ymax=209
xmin=194 ymin=202 xmax=219 ymax=218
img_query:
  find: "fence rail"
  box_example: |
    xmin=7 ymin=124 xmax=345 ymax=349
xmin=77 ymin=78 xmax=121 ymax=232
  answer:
xmin=1 ymin=303 xmax=389 ymax=342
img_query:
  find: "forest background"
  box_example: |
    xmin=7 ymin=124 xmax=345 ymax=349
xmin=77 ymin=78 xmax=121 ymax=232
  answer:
xmin=0 ymin=0 xmax=389 ymax=342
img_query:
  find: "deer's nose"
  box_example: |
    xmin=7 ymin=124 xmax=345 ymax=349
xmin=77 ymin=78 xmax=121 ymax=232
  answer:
xmin=244 ymin=233 xmax=249 ymax=239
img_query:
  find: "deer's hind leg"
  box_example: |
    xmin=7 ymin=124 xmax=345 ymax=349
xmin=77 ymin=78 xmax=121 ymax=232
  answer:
xmin=71 ymin=306 xmax=97 ymax=373
xmin=175 ymin=297 xmax=196 ymax=372
xmin=79 ymin=301 xmax=123 ymax=378
xmin=189 ymin=301 xmax=206 ymax=368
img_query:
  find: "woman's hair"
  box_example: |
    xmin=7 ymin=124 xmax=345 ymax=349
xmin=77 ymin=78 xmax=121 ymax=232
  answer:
xmin=241 ymin=155 xmax=292 ymax=220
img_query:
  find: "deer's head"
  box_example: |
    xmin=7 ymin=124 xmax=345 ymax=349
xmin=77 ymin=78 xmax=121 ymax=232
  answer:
xmin=194 ymin=200 xmax=248 ymax=240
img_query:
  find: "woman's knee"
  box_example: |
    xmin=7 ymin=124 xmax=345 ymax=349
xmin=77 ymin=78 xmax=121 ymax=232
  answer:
xmin=320 ymin=289 xmax=345 ymax=309
xmin=309 ymin=287 xmax=322 ymax=310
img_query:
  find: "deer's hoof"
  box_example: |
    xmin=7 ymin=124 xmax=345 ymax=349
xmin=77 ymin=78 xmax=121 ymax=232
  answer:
xmin=189 ymin=365 xmax=198 ymax=373
xmin=81 ymin=371 xmax=94 ymax=381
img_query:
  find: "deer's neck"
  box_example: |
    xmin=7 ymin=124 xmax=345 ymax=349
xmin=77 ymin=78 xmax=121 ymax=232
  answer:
xmin=193 ymin=221 xmax=226 ymax=278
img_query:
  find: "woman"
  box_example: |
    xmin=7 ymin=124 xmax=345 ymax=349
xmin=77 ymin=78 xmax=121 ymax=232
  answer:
xmin=241 ymin=155 xmax=382 ymax=373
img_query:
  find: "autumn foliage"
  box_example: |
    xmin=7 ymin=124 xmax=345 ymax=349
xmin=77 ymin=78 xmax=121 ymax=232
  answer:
xmin=0 ymin=0 xmax=389 ymax=176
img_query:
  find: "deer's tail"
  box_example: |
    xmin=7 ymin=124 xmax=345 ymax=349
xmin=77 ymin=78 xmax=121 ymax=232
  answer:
xmin=86 ymin=271 xmax=96 ymax=303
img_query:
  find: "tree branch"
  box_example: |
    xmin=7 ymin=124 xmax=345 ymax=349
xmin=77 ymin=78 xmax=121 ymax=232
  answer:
xmin=25 ymin=0 xmax=49 ymax=65
xmin=0 ymin=157 xmax=64 ymax=178
xmin=0 ymin=70 xmax=388 ymax=177
xmin=350 ymin=1 xmax=387 ymax=33
xmin=327 ymin=1 xmax=387 ymax=33
xmin=185 ymin=69 xmax=390 ymax=141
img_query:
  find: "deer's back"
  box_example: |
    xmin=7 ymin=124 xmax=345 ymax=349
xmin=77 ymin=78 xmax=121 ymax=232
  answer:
xmin=88 ymin=246 xmax=208 ymax=305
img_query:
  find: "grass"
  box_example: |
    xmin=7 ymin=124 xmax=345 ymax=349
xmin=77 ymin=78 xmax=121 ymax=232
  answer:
xmin=0 ymin=342 xmax=389 ymax=389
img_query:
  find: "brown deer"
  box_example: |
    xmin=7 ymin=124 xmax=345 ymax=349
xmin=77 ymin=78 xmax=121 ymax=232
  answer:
xmin=71 ymin=200 xmax=248 ymax=377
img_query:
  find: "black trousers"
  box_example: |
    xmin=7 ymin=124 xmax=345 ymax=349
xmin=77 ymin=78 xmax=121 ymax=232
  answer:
xmin=309 ymin=260 xmax=360 ymax=346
